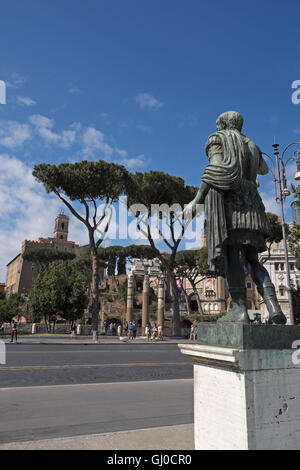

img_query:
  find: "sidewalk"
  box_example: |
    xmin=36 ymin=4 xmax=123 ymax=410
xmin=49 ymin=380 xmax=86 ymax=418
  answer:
xmin=0 ymin=424 xmax=194 ymax=450
xmin=2 ymin=335 xmax=192 ymax=345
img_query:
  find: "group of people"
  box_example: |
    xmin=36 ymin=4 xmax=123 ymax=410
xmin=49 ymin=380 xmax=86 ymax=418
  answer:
xmin=145 ymin=322 xmax=163 ymax=341
xmin=127 ymin=321 xmax=137 ymax=339
xmin=103 ymin=321 xmax=120 ymax=336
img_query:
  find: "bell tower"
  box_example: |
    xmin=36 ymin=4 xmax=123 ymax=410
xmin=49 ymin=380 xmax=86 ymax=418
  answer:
xmin=53 ymin=210 xmax=69 ymax=241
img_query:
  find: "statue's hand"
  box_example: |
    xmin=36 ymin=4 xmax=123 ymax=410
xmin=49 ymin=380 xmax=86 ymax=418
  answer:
xmin=183 ymin=201 xmax=196 ymax=222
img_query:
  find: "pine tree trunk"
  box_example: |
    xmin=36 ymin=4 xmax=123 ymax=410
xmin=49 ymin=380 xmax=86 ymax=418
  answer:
xmin=182 ymin=287 xmax=191 ymax=316
xmin=90 ymin=244 xmax=100 ymax=340
xmin=170 ymin=274 xmax=181 ymax=336
xmin=190 ymin=280 xmax=204 ymax=321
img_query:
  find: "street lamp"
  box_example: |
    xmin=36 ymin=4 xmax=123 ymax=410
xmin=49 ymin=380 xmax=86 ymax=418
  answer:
xmin=262 ymin=140 xmax=300 ymax=325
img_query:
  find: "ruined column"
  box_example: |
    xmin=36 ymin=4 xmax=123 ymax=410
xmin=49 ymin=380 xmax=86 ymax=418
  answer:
xmin=142 ymin=274 xmax=149 ymax=329
xmin=126 ymin=274 xmax=134 ymax=323
xmin=157 ymin=276 xmax=165 ymax=327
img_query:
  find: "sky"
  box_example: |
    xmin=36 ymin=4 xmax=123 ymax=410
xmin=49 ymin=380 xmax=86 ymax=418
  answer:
xmin=0 ymin=0 xmax=300 ymax=281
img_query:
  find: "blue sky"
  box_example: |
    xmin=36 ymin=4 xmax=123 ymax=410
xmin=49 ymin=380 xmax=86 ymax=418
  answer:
xmin=0 ymin=0 xmax=300 ymax=281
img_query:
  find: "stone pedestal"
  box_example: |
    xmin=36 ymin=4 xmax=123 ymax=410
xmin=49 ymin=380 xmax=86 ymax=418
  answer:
xmin=179 ymin=323 xmax=300 ymax=450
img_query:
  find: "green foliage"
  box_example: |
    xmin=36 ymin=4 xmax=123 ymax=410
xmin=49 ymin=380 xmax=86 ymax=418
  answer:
xmin=126 ymin=171 xmax=198 ymax=333
xmin=32 ymin=160 xmax=130 ymax=332
xmin=32 ymin=160 xmax=129 ymax=202
xmin=72 ymin=247 xmax=107 ymax=284
xmin=292 ymin=286 xmax=300 ymax=324
xmin=265 ymin=212 xmax=287 ymax=245
xmin=288 ymin=224 xmax=300 ymax=270
xmin=29 ymin=262 xmax=87 ymax=328
xmin=0 ymin=294 xmax=24 ymax=323
xmin=175 ymin=248 xmax=211 ymax=280
xmin=23 ymin=247 xmax=76 ymax=272
xmin=97 ymin=244 xmax=157 ymax=276
xmin=262 ymin=212 xmax=289 ymax=264
xmin=288 ymin=185 xmax=300 ymax=270
xmin=291 ymin=184 xmax=300 ymax=206
xmin=126 ymin=170 xmax=198 ymax=209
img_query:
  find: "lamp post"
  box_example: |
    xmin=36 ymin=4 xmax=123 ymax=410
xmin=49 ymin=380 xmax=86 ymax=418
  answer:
xmin=262 ymin=140 xmax=300 ymax=325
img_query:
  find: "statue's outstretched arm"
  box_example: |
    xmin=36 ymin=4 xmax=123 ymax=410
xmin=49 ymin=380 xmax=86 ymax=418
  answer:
xmin=258 ymin=154 xmax=269 ymax=175
xmin=184 ymin=181 xmax=210 ymax=219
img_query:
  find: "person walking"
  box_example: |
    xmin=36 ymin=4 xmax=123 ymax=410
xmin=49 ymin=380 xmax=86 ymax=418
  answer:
xmin=129 ymin=321 xmax=134 ymax=340
xmin=70 ymin=323 xmax=76 ymax=338
xmin=133 ymin=321 xmax=137 ymax=339
xmin=152 ymin=323 xmax=158 ymax=341
xmin=157 ymin=324 xmax=163 ymax=341
xmin=146 ymin=322 xmax=152 ymax=341
xmin=190 ymin=324 xmax=195 ymax=341
xmin=11 ymin=321 xmax=18 ymax=343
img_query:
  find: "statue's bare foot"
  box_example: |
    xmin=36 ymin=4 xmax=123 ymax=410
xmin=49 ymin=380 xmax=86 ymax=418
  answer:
xmin=218 ymin=308 xmax=250 ymax=324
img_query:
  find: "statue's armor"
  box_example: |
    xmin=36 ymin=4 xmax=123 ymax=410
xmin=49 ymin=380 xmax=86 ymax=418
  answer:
xmin=205 ymin=132 xmax=270 ymax=251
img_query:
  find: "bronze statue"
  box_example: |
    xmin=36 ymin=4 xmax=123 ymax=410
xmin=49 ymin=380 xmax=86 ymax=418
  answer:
xmin=186 ymin=111 xmax=286 ymax=324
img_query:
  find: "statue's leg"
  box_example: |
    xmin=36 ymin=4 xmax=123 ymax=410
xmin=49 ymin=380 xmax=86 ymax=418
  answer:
xmin=245 ymin=246 xmax=286 ymax=325
xmin=218 ymin=245 xmax=249 ymax=323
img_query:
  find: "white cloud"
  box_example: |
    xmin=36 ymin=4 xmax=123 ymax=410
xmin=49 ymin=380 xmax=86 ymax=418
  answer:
xmin=0 ymin=154 xmax=88 ymax=282
xmin=68 ymin=84 xmax=81 ymax=95
xmin=121 ymin=154 xmax=148 ymax=169
xmin=81 ymin=127 xmax=113 ymax=159
xmin=114 ymin=147 xmax=128 ymax=158
xmin=136 ymin=92 xmax=164 ymax=111
xmin=136 ymin=124 xmax=152 ymax=134
xmin=259 ymin=191 xmax=281 ymax=216
xmin=0 ymin=121 xmax=32 ymax=148
xmin=17 ymin=96 xmax=36 ymax=106
xmin=29 ymin=114 xmax=76 ymax=149
xmin=5 ymin=72 xmax=25 ymax=89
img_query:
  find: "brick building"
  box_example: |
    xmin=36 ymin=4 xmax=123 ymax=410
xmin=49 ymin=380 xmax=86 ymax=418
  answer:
xmin=5 ymin=211 xmax=78 ymax=296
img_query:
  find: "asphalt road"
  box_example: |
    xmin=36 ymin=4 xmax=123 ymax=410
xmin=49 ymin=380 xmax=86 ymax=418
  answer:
xmin=0 ymin=344 xmax=194 ymax=444
xmin=0 ymin=343 xmax=193 ymax=387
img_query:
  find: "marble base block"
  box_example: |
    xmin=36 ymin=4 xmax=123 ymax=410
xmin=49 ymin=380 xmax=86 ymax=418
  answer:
xmin=179 ymin=328 xmax=300 ymax=450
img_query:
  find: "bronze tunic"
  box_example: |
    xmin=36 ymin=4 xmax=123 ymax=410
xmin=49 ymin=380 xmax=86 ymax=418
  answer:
xmin=201 ymin=129 xmax=270 ymax=275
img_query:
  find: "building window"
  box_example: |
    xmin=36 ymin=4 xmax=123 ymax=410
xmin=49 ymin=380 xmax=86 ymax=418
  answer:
xmin=247 ymin=282 xmax=252 ymax=289
xmin=275 ymin=263 xmax=285 ymax=271
xmin=279 ymin=288 xmax=285 ymax=297
xmin=61 ymin=223 xmax=64 ymax=230
xmin=290 ymin=263 xmax=295 ymax=271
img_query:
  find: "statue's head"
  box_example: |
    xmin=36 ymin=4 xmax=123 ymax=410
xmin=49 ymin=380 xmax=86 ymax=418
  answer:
xmin=216 ymin=111 xmax=244 ymax=132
